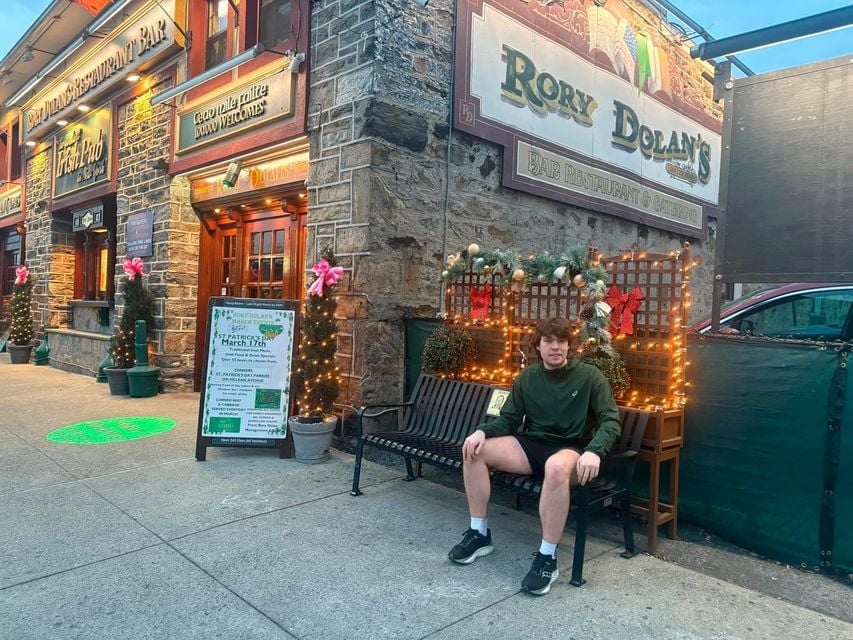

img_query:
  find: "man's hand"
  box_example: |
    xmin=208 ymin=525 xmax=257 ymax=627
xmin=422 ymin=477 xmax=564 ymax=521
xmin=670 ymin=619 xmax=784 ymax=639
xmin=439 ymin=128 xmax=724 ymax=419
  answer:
xmin=576 ymin=451 xmax=601 ymax=486
xmin=462 ymin=430 xmax=486 ymax=463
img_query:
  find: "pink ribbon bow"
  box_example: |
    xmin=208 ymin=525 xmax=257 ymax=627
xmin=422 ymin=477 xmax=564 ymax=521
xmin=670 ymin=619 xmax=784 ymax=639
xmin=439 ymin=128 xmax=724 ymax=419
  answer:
xmin=14 ymin=266 xmax=29 ymax=285
xmin=308 ymin=259 xmax=343 ymax=296
xmin=606 ymin=285 xmax=644 ymax=336
xmin=123 ymin=257 xmax=146 ymax=281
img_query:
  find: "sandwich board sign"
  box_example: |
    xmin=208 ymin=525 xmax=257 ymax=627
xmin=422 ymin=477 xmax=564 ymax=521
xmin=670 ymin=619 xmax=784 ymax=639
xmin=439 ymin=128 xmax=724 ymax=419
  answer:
xmin=195 ymin=297 xmax=299 ymax=461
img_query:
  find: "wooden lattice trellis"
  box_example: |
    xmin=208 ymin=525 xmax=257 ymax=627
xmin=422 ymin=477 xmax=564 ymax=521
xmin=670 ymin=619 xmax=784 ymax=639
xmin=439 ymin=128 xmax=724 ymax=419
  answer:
xmin=444 ymin=244 xmax=693 ymax=409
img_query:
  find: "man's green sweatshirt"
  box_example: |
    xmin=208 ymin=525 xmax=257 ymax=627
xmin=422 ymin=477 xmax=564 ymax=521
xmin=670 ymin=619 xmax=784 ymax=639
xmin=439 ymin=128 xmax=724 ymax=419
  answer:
xmin=479 ymin=359 xmax=621 ymax=457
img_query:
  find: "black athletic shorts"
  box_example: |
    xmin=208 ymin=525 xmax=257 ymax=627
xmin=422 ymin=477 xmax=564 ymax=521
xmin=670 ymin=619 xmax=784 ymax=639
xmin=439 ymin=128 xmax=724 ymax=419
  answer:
xmin=514 ymin=434 xmax=586 ymax=479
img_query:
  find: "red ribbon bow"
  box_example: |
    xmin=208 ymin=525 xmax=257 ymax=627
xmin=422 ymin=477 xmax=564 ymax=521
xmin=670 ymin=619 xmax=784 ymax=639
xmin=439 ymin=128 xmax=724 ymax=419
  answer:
xmin=469 ymin=283 xmax=492 ymax=320
xmin=308 ymin=259 xmax=343 ymax=296
xmin=606 ymin=285 xmax=644 ymax=336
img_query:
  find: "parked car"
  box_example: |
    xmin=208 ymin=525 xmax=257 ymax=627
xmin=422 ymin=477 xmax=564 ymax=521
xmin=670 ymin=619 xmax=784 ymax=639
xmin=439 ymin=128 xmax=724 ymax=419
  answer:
xmin=689 ymin=283 xmax=853 ymax=340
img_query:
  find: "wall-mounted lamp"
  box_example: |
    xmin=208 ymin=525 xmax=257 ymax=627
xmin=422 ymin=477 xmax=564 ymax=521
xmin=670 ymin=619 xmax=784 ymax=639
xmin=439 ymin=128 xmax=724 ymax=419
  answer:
xmin=15 ymin=222 xmax=26 ymax=235
xmin=21 ymin=48 xmax=34 ymax=62
xmin=287 ymin=51 xmax=306 ymax=74
xmin=223 ymin=160 xmax=243 ymax=188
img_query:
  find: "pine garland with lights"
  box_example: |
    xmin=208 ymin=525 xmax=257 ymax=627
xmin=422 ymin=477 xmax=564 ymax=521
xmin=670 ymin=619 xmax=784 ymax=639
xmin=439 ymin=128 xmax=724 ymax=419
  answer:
xmin=112 ymin=258 xmax=155 ymax=368
xmin=9 ymin=267 xmax=34 ymax=346
xmin=293 ymin=251 xmax=341 ymax=421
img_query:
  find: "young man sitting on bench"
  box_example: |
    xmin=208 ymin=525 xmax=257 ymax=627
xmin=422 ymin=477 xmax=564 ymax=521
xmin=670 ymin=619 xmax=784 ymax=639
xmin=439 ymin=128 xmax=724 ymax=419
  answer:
xmin=448 ymin=316 xmax=622 ymax=595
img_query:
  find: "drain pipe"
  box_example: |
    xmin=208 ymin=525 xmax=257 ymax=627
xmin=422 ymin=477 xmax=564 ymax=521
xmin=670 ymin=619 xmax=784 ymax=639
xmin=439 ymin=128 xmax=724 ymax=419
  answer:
xmin=439 ymin=0 xmax=458 ymax=316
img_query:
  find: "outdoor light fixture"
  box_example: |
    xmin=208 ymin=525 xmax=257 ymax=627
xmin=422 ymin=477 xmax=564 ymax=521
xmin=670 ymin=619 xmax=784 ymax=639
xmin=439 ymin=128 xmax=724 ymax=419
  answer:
xmin=21 ymin=48 xmax=34 ymax=62
xmin=126 ymin=73 xmax=141 ymax=82
xmin=78 ymin=104 xmax=91 ymax=112
xmin=57 ymin=119 xmax=69 ymax=126
xmin=223 ymin=160 xmax=243 ymax=188
xmin=287 ymin=51 xmax=306 ymax=74
xmin=150 ymin=43 xmax=268 ymax=106
xmin=25 ymin=140 xmax=36 ymax=148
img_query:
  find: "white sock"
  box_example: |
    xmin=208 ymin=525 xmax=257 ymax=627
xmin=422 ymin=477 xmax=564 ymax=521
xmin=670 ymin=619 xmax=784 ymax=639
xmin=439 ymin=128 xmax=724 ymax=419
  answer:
xmin=471 ymin=517 xmax=488 ymax=536
xmin=539 ymin=540 xmax=557 ymax=558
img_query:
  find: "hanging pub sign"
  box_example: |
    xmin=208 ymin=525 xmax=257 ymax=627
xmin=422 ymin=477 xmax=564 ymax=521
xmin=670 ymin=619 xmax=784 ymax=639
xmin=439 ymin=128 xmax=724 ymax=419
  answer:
xmin=126 ymin=211 xmax=154 ymax=257
xmin=0 ymin=185 xmax=23 ymax=220
xmin=71 ymin=202 xmax=104 ymax=231
xmin=453 ymin=0 xmax=723 ymax=238
xmin=195 ymin=297 xmax=300 ymax=460
xmin=53 ymin=108 xmax=112 ymax=199
xmin=176 ymin=67 xmax=295 ymax=154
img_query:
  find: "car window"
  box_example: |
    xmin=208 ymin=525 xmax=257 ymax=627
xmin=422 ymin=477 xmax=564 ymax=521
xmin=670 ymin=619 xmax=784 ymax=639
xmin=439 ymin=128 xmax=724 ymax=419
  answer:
xmin=735 ymin=290 xmax=853 ymax=339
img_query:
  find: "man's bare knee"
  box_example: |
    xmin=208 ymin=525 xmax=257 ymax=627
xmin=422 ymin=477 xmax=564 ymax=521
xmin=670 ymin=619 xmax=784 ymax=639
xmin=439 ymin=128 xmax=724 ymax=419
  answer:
xmin=543 ymin=451 xmax=579 ymax=486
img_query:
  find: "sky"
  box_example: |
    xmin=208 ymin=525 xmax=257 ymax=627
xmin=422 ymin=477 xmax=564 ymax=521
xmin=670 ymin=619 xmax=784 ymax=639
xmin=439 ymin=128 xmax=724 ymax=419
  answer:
xmin=1 ymin=0 xmax=851 ymax=74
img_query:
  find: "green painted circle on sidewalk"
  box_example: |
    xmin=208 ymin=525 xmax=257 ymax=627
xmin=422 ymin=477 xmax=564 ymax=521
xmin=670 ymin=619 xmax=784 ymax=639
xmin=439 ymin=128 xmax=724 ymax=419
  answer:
xmin=46 ymin=417 xmax=177 ymax=445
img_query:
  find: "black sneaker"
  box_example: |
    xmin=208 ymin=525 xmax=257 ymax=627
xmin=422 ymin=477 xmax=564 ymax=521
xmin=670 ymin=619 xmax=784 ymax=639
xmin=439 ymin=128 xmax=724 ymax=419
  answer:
xmin=448 ymin=528 xmax=494 ymax=565
xmin=521 ymin=551 xmax=559 ymax=595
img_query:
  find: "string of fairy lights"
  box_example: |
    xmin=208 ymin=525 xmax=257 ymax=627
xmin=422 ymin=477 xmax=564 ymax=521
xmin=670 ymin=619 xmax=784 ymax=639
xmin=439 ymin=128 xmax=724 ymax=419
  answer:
xmin=441 ymin=243 xmax=696 ymax=411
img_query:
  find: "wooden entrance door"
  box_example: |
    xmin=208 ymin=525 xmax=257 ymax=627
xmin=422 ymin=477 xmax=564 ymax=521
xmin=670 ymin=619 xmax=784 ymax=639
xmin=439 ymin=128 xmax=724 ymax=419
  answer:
xmin=195 ymin=208 xmax=306 ymax=390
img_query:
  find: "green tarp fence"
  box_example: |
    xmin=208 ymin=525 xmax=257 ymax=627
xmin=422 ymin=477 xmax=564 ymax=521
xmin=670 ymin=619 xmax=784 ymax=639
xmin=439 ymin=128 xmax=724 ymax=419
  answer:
xmin=683 ymin=336 xmax=852 ymax=574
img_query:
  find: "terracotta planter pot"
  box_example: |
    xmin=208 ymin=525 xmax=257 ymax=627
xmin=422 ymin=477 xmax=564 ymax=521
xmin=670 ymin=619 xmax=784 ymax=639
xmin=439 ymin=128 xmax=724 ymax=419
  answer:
xmin=288 ymin=415 xmax=337 ymax=464
xmin=7 ymin=343 xmax=33 ymax=364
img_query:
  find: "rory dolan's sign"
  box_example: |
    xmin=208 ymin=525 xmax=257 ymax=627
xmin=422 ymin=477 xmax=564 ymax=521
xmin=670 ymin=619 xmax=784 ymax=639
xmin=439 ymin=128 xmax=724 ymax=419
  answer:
xmin=53 ymin=108 xmax=111 ymax=199
xmin=454 ymin=1 xmax=722 ymax=237
xmin=23 ymin=0 xmax=177 ymax=138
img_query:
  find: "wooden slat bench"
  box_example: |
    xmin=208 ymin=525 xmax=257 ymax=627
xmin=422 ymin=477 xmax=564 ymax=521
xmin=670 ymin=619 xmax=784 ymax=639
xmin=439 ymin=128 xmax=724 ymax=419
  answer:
xmin=350 ymin=374 xmax=649 ymax=586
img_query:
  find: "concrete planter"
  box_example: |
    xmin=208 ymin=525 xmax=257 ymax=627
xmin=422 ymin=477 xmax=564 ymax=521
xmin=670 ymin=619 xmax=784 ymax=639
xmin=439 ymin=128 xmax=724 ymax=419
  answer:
xmin=288 ymin=415 xmax=337 ymax=464
xmin=7 ymin=343 xmax=33 ymax=364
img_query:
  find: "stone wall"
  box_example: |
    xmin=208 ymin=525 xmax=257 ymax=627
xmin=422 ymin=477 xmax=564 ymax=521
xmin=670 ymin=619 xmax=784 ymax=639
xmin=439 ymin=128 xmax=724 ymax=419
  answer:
xmin=115 ymin=79 xmax=198 ymax=391
xmin=24 ymin=148 xmax=76 ymax=331
xmin=308 ymin=0 xmax=718 ymax=406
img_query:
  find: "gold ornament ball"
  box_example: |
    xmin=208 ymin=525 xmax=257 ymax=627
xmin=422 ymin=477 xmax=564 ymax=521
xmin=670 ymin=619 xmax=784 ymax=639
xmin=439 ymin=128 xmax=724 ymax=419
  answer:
xmin=468 ymin=243 xmax=480 ymax=256
xmin=484 ymin=265 xmax=493 ymax=274
xmin=588 ymin=337 xmax=599 ymax=345
xmin=572 ymin=274 xmax=586 ymax=288
xmin=512 ymin=268 xmax=526 ymax=281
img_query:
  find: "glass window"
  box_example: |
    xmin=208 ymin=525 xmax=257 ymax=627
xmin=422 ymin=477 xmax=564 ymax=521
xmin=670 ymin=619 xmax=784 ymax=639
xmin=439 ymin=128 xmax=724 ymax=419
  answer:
xmin=259 ymin=0 xmax=292 ymax=50
xmin=206 ymin=0 xmax=229 ymax=69
xmin=735 ymin=290 xmax=853 ymax=339
xmin=1 ymin=231 xmax=21 ymax=296
xmin=76 ymin=228 xmax=115 ymax=301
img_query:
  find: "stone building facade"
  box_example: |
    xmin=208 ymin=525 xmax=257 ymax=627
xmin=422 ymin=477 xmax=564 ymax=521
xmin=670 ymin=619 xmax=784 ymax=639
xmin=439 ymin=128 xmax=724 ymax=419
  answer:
xmin=306 ymin=0 xmax=721 ymax=408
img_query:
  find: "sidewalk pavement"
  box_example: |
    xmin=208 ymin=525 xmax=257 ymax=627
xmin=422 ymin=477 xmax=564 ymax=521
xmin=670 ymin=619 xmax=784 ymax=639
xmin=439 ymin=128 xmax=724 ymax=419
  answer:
xmin=1 ymin=357 xmax=850 ymax=640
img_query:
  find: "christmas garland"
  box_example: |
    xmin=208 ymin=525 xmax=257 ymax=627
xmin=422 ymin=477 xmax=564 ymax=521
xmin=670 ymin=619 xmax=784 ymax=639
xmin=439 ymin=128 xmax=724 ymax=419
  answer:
xmin=442 ymin=244 xmax=617 ymax=357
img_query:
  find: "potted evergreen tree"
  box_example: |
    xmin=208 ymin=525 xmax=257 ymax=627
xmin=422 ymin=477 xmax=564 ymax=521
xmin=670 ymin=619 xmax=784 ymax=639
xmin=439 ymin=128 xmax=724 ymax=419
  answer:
xmin=288 ymin=251 xmax=343 ymax=463
xmin=7 ymin=266 xmax=34 ymax=364
xmin=105 ymin=257 xmax=155 ymax=395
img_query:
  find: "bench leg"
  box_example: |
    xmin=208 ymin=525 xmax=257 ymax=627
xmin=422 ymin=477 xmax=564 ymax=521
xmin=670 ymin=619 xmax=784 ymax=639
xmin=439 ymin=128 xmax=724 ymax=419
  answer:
xmin=404 ymin=457 xmax=417 ymax=481
xmin=350 ymin=437 xmax=365 ymax=496
xmin=570 ymin=506 xmax=588 ymax=587
xmin=620 ymin=496 xmax=637 ymax=559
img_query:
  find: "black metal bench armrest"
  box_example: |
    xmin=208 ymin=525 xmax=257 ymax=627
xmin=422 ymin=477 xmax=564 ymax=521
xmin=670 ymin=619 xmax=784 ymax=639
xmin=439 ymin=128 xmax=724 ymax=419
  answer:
xmin=598 ymin=449 xmax=640 ymax=490
xmin=354 ymin=402 xmax=415 ymax=437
